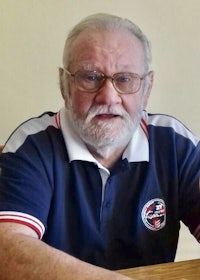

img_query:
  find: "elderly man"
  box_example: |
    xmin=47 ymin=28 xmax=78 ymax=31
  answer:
xmin=0 ymin=13 xmax=199 ymax=280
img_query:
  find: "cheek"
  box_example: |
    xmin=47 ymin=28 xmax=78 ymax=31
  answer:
xmin=122 ymin=95 xmax=144 ymax=118
xmin=70 ymin=92 xmax=93 ymax=118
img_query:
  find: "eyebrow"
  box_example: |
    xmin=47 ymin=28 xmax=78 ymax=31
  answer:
xmin=73 ymin=63 xmax=137 ymax=72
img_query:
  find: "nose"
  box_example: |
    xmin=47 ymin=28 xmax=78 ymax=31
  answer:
xmin=94 ymin=79 xmax=122 ymax=106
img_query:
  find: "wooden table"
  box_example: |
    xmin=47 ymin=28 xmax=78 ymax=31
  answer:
xmin=117 ymin=259 xmax=200 ymax=280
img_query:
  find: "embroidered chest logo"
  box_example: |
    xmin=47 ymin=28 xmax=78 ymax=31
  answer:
xmin=141 ymin=198 xmax=166 ymax=231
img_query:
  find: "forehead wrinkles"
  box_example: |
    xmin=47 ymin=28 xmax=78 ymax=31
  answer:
xmin=68 ymin=31 xmax=145 ymax=70
xmin=68 ymin=34 xmax=99 ymax=65
xmin=71 ymin=37 xmax=121 ymax=65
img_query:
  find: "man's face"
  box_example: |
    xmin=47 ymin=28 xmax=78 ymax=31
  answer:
xmin=61 ymin=30 xmax=153 ymax=151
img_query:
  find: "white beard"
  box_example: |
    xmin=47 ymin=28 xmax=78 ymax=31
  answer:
xmin=67 ymin=104 xmax=142 ymax=157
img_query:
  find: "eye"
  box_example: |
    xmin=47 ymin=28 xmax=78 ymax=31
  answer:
xmin=80 ymin=71 xmax=99 ymax=82
xmin=115 ymin=73 xmax=132 ymax=83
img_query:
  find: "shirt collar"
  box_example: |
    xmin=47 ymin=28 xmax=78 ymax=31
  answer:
xmin=59 ymin=107 xmax=149 ymax=165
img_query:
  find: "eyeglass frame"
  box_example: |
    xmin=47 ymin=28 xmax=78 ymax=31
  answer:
xmin=62 ymin=67 xmax=149 ymax=95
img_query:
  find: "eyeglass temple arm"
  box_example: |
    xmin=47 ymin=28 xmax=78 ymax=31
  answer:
xmin=63 ymin=68 xmax=74 ymax=77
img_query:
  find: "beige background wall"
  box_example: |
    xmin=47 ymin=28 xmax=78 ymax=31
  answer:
xmin=1 ymin=0 xmax=199 ymax=261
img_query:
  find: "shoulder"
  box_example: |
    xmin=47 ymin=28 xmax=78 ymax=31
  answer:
xmin=3 ymin=111 xmax=61 ymax=153
xmin=146 ymin=113 xmax=199 ymax=147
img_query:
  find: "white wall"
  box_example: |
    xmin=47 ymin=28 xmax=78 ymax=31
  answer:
xmin=1 ymin=0 xmax=200 ymax=261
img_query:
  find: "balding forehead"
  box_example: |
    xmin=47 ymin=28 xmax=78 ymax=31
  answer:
xmin=63 ymin=30 xmax=146 ymax=70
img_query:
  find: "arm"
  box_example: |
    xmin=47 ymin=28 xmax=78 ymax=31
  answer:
xmin=0 ymin=222 xmax=132 ymax=280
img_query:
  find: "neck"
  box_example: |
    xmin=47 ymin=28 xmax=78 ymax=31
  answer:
xmin=87 ymin=144 xmax=127 ymax=169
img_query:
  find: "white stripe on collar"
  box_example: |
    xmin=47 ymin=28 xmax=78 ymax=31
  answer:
xmin=59 ymin=107 xmax=149 ymax=165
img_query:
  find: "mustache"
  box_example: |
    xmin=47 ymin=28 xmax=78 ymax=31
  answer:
xmin=85 ymin=105 xmax=129 ymax=119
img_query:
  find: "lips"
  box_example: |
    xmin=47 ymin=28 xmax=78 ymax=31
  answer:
xmin=94 ymin=114 xmax=121 ymax=121
xmin=94 ymin=113 xmax=120 ymax=120
xmin=87 ymin=105 xmax=124 ymax=122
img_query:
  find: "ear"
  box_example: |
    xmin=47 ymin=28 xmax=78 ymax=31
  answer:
xmin=143 ymin=70 xmax=154 ymax=109
xmin=59 ymin=67 xmax=71 ymax=108
xmin=59 ymin=67 xmax=65 ymax=99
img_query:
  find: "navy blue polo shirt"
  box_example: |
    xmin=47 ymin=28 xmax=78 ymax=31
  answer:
xmin=0 ymin=108 xmax=199 ymax=269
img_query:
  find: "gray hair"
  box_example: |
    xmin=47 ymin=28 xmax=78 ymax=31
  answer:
xmin=62 ymin=13 xmax=152 ymax=71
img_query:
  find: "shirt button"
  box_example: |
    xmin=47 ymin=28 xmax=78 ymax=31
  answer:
xmin=105 ymin=201 xmax=111 ymax=208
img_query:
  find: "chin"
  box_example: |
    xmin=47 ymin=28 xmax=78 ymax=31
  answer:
xmin=68 ymin=107 xmax=141 ymax=150
xmin=81 ymin=125 xmax=134 ymax=150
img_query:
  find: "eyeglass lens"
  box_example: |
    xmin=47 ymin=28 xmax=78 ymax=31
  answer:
xmin=73 ymin=70 xmax=143 ymax=94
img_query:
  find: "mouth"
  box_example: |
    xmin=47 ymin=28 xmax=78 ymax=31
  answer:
xmin=94 ymin=113 xmax=120 ymax=120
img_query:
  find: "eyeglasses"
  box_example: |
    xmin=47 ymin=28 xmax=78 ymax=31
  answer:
xmin=63 ymin=68 xmax=149 ymax=94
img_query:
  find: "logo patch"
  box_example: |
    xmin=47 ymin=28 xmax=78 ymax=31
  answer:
xmin=141 ymin=198 xmax=166 ymax=231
